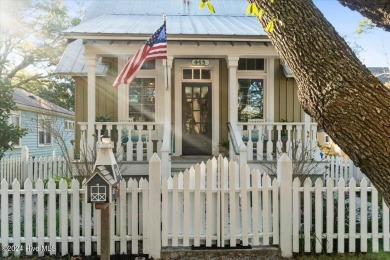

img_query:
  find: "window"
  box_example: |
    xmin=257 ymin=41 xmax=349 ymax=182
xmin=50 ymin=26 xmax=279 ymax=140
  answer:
xmin=238 ymin=58 xmax=265 ymax=71
xmin=65 ymin=120 xmax=75 ymax=131
xmin=238 ymin=79 xmax=264 ymax=122
xmin=182 ymin=68 xmax=212 ymax=80
xmin=128 ymin=78 xmax=156 ymax=122
xmin=91 ymin=185 xmax=106 ymax=202
xmin=324 ymin=134 xmax=330 ymax=145
xmin=9 ymin=111 xmax=22 ymax=147
xmin=140 ymin=60 xmax=155 ymax=70
xmin=38 ymin=115 xmax=52 ymax=146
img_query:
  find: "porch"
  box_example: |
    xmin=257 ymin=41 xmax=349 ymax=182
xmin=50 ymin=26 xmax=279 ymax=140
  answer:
xmin=77 ymin=121 xmax=322 ymax=178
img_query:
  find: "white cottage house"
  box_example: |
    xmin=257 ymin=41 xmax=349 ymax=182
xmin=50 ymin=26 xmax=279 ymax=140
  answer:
xmin=56 ymin=0 xmax=319 ymax=177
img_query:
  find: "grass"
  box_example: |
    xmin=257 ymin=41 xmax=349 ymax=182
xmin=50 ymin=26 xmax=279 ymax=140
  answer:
xmin=295 ymin=252 xmax=390 ymax=259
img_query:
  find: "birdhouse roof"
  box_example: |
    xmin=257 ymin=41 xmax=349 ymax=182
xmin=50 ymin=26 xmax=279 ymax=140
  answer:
xmin=84 ymin=165 xmax=118 ymax=186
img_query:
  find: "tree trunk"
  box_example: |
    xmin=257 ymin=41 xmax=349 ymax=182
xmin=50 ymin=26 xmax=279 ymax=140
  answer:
xmin=251 ymin=0 xmax=390 ymax=206
xmin=337 ymin=0 xmax=390 ymax=32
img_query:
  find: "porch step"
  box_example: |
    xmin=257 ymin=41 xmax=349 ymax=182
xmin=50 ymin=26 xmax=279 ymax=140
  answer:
xmin=161 ymin=245 xmax=280 ymax=260
xmin=171 ymin=155 xmax=215 ymax=174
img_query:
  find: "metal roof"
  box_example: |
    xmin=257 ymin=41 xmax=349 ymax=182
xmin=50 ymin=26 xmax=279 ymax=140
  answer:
xmin=57 ymin=0 xmax=269 ymax=75
xmin=13 ymin=88 xmax=74 ymax=116
xmin=65 ymin=14 xmax=266 ymax=38
xmin=55 ymin=40 xmax=110 ymax=76
xmin=82 ymin=0 xmax=253 ymax=22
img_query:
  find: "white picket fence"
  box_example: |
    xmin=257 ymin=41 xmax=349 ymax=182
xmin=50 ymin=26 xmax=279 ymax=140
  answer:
xmin=0 ymin=156 xmax=70 ymax=183
xmin=0 ymin=155 xmax=162 ymax=258
xmin=293 ymin=177 xmax=389 ymax=254
xmin=326 ymin=156 xmax=368 ymax=184
xmin=0 ymin=153 xmax=389 ymax=258
xmin=162 ymin=157 xmax=280 ymax=248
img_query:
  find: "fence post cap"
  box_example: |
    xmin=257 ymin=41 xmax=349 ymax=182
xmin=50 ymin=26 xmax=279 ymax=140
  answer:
xmin=150 ymin=152 xmax=161 ymax=162
xmin=278 ymin=153 xmax=291 ymax=163
xmin=239 ymin=143 xmax=247 ymax=151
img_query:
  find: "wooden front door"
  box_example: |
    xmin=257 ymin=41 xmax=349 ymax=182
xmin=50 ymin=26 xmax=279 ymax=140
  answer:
xmin=182 ymin=83 xmax=212 ymax=155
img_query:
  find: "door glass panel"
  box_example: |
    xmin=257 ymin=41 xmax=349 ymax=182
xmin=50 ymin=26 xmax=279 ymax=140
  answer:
xmin=185 ymin=87 xmax=192 ymax=98
xmin=193 ymin=87 xmax=201 ymax=98
xmin=201 ymin=86 xmax=208 ymax=98
xmin=194 ymin=123 xmax=200 ymax=134
xmin=193 ymin=111 xmax=200 ymax=123
xmin=201 ymin=123 xmax=207 ymax=134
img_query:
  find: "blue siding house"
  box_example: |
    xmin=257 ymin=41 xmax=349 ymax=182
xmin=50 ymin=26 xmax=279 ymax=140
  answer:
xmin=5 ymin=88 xmax=75 ymax=158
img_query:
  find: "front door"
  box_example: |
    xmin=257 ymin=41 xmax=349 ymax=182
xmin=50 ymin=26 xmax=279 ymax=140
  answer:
xmin=182 ymin=83 xmax=212 ymax=155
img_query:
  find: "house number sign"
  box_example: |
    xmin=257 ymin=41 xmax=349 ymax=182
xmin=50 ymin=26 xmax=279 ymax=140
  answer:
xmin=192 ymin=59 xmax=209 ymax=66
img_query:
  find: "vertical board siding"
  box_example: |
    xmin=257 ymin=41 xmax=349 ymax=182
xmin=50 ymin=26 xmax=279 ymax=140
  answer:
xmin=274 ymin=59 xmax=303 ymax=122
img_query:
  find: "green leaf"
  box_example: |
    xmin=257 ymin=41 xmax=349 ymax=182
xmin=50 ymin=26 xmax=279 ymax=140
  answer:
xmin=252 ymin=4 xmax=259 ymax=16
xmin=199 ymin=2 xmax=206 ymax=9
xmin=207 ymin=2 xmax=215 ymax=13
xmin=270 ymin=0 xmax=275 ymax=3
xmin=258 ymin=9 xmax=265 ymax=20
xmin=265 ymin=21 xmax=274 ymax=33
xmin=246 ymin=3 xmax=252 ymax=15
xmin=246 ymin=3 xmax=259 ymax=16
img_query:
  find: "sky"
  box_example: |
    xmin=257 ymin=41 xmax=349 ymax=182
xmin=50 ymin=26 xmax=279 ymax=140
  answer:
xmin=314 ymin=0 xmax=389 ymax=67
xmin=66 ymin=0 xmax=389 ymax=67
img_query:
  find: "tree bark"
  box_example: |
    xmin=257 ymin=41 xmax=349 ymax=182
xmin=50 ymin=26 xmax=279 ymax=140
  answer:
xmin=337 ymin=0 xmax=390 ymax=32
xmin=251 ymin=0 xmax=390 ymax=206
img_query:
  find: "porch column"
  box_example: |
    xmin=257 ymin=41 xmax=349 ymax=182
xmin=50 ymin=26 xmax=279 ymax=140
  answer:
xmin=85 ymin=55 xmax=98 ymax=152
xmin=227 ymin=56 xmax=239 ymax=123
xmin=266 ymin=58 xmax=275 ymax=122
xmin=163 ymin=56 xmax=173 ymax=124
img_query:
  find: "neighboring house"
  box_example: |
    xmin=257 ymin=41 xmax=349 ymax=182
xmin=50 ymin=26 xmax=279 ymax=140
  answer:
xmin=55 ymin=0 xmax=323 ymax=174
xmin=368 ymin=67 xmax=390 ymax=85
xmin=4 ymin=88 xmax=75 ymax=158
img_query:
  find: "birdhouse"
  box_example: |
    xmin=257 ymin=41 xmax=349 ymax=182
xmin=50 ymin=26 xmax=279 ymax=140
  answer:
xmin=85 ymin=166 xmax=120 ymax=203
xmin=84 ymin=133 xmax=122 ymax=204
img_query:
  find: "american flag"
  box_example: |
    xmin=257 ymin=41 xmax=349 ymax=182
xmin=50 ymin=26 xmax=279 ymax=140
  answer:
xmin=113 ymin=22 xmax=167 ymax=88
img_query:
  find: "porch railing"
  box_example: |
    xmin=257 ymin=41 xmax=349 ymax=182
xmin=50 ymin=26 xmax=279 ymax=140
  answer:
xmin=235 ymin=122 xmax=319 ymax=161
xmin=78 ymin=122 xmax=166 ymax=162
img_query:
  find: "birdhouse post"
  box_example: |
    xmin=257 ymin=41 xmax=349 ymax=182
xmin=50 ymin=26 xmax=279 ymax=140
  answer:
xmin=84 ymin=133 xmax=122 ymax=260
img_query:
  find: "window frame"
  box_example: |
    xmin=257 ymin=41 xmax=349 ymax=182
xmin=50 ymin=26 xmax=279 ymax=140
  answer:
xmin=8 ymin=111 xmax=22 ymax=148
xmin=38 ymin=115 xmax=53 ymax=147
xmin=237 ymin=58 xmax=265 ymax=71
xmin=65 ymin=120 xmax=75 ymax=131
xmin=127 ymin=77 xmax=157 ymax=122
xmin=182 ymin=68 xmax=212 ymax=81
xmin=236 ymin=72 xmax=266 ymax=123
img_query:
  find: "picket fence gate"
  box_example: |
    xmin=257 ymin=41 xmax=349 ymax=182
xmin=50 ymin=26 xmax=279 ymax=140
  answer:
xmin=0 ymin=153 xmax=389 ymax=258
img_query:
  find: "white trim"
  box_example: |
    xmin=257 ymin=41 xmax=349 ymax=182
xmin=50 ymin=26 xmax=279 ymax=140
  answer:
xmin=9 ymin=111 xmax=22 ymax=148
xmin=236 ymin=75 xmax=267 ymax=123
xmin=37 ymin=115 xmax=53 ymax=147
xmin=65 ymin=120 xmax=75 ymax=131
xmin=227 ymin=56 xmax=239 ymax=123
xmin=117 ymin=58 xmax=163 ymax=123
xmin=174 ymin=59 xmax=220 ymax=156
xmin=266 ymin=58 xmax=275 ymax=122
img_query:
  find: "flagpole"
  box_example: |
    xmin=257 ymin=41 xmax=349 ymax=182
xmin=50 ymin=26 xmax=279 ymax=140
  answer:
xmin=163 ymin=14 xmax=169 ymax=90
